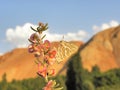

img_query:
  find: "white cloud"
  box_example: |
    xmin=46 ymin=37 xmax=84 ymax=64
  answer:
xmin=92 ymin=20 xmax=119 ymax=33
xmin=65 ymin=30 xmax=88 ymax=41
xmin=0 ymin=53 xmax=3 ymax=56
xmin=6 ymin=23 xmax=88 ymax=48
xmin=43 ymin=30 xmax=88 ymax=42
xmin=6 ymin=23 xmax=36 ymax=48
xmin=5 ymin=20 xmax=120 ymax=50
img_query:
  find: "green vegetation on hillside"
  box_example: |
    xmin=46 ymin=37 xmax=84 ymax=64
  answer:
xmin=66 ymin=49 xmax=120 ymax=90
xmin=0 ymin=75 xmax=66 ymax=90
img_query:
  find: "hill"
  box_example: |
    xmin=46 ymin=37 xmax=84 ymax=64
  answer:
xmin=80 ymin=26 xmax=120 ymax=71
xmin=0 ymin=41 xmax=82 ymax=82
xmin=0 ymin=26 xmax=120 ymax=81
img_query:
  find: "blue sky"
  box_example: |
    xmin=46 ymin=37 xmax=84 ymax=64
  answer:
xmin=0 ymin=0 xmax=120 ymax=54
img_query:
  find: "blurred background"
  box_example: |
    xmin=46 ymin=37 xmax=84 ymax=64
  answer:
xmin=0 ymin=0 xmax=120 ymax=90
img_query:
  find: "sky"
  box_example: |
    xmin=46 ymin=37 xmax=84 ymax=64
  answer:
xmin=0 ymin=0 xmax=120 ymax=54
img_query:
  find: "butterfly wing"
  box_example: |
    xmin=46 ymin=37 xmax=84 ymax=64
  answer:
xmin=55 ymin=41 xmax=79 ymax=63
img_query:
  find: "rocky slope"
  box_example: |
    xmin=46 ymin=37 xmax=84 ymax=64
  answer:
xmin=80 ymin=26 xmax=120 ymax=71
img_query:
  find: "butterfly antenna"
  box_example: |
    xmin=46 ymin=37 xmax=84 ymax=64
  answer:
xmin=62 ymin=35 xmax=64 ymax=41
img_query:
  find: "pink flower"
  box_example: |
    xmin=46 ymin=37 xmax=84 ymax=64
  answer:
xmin=43 ymin=80 xmax=53 ymax=90
xmin=34 ymin=51 xmax=41 ymax=57
xmin=29 ymin=33 xmax=39 ymax=43
xmin=33 ymin=44 xmax=44 ymax=57
xmin=43 ymin=40 xmax=51 ymax=50
xmin=28 ymin=44 xmax=44 ymax=57
xmin=49 ymin=50 xmax=56 ymax=58
xmin=37 ymin=63 xmax=47 ymax=77
xmin=28 ymin=44 xmax=34 ymax=53
xmin=48 ymin=69 xmax=55 ymax=76
xmin=44 ymin=55 xmax=55 ymax=65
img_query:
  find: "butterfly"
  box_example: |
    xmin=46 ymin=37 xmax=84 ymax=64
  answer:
xmin=55 ymin=40 xmax=79 ymax=63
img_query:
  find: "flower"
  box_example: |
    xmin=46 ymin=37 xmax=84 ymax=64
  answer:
xmin=34 ymin=51 xmax=41 ymax=57
xmin=28 ymin=43 xmax=45 ymax=57
xmin=44 ymin=40 xmax=50 ymax=45
xmin=43 ymin=40 xmax=51 ymax=50
xmin=28 ymin=44 xmax=34 ymax=53
xmin=28 ymin=33 xmax=39 ymax=43
xmin=43 ymin=80 xmax=53 ymax=90
xmin=37 ymin=63 xmax=47 ymax=77
xmin=48 ymin=69 xmax=55 ymax=76
xmin=49 ymin=50 xmax=56 ymax=59
xmin=44 ymin=55 xmax=55 ymax=65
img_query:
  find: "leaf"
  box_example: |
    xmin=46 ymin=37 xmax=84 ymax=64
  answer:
xmin=52 ymin=80 xmax=57 ymax=87
xmin=41 ymin=34 xmax=46 ymax=40
xmin=30 ymin=26 xmax=37 ymax=32
xmin=34 ymin=60 xmax=39 ymax=64
xmin=54 ymin=83 xmax=60 ymax=87
xmin=54 ymin=87 xmax=63 ymax=90
xmin=28 ymin=39 xmax=34 ymax=43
